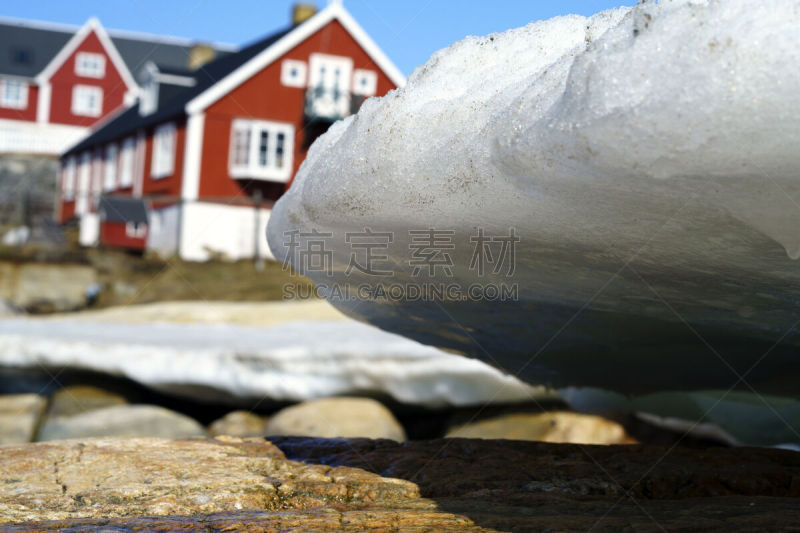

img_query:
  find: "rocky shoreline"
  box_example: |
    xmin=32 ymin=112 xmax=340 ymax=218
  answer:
xmin=1 ymin=436 xmax=799 ymax=531
xmin=0 ymin=385 xmax=636 ymax=447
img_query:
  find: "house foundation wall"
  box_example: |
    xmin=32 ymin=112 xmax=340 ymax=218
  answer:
xmin=176 ymin=201 xmax=274 ymax=262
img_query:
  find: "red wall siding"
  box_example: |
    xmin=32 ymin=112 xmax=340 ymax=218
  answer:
xmin=59 ymin=197 xmax=75 ymax=223
xmin=100 ymin=221 xmax=146 ymax=250
xmin=0 ymin=82 xmax=38 ymax=121
xmin=47 ymin=31 xmax=129 ymax=127
xmin=59 ymin=201 xmax=75 ymax=223
xmin=198 ymin=19 xmax=396 ymax=202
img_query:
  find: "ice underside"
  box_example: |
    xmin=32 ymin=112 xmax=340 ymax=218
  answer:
xmin=0 ymin=319 xmax=537 ymax=407
xmin=268 ymin=0 xmax=800 ymax=410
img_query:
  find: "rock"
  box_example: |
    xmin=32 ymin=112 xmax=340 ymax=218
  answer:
xmin=265 ymin=397 xmax=406 ymax=441
xmin=37 ymin=405 xmax=206 ymax=441
xmin=0 ymin=261 xmax=96 ymax=313
xmin=1 ymin=226 xmax=30 ymax=246
xmin=208 ymin=410 xmax=267 ymax=438
xmin=0 ymin=155 xmax=59 ymax=228
xmin=445 ymin=411 xmax=634 ymax=444
xmin=0 ymin=394 xmax=46 ymax=446
xmin=3 ymin=436 xmax=800 ymax=530
xmin=45 ymin=385 xmax=127 ymax=419
xmin=0 ymin=437 xmax=425 ymax=527
xmin=0 ymin=299 xmax=19 ymax=317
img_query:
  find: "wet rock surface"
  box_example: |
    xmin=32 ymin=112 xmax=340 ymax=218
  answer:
xmin=1 ymin=436 xmax=799 ymax=531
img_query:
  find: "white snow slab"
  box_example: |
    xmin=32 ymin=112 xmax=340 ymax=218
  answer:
xmin=0 ymin=318 xmax=540 ymax=407
xmin=268 ymin=0 xmax=800 ymax=396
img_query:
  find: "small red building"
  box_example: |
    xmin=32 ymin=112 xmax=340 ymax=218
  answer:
xmin=0 ymin=17 xmax=234 ymax=154
xmin=97 ymin=196 xmax=149 ymax=251
xmin=57 ymin=2 xmax=404 ymax=260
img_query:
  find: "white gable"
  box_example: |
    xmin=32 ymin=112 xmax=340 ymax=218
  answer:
xmin=185 ymin=3 xmax=405 ymax=115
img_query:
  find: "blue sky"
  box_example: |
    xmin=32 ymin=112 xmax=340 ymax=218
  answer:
xmin=2 ymin=1 xmax=632 ymax=76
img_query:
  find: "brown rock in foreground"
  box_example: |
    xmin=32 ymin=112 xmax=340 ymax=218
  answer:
xmin=1 ymin=436 xmax=800 ymax=531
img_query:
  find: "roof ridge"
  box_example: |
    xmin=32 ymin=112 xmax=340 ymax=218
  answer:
xmin=0 ymin=15 xmax=238 ymax=51
xmin=0 ymin=15 xmax=76 ymax=34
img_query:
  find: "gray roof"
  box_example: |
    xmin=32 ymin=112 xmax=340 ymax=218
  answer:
xmin=111 ymin=35 xmax=233 ymax=85
xmin=0 ymin=18 xmax=235 ymax=81
xmin=0 ymin=21 xmax=72 ymax=78
xmin=99 ymin=196 xmax=148 ymax=223
xmin=64 ymin=26 xmax=293 ymax=156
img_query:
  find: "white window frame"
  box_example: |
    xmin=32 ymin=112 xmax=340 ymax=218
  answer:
xmin=308 ymin=53 xmax=353 ymax=92
xmin=76 ymin=152 xmax=91 ymax=215
xmin=0 ymin=78 xmax=28 ymax=109
xmin=229 ymin=119 xmax=295 ymax=182
xmin=281 ymin=59 xmax=307 ymax=88
xmin=352 ymin=69 xmax=378 ymax=96
xmin=151 ymin=122 xmax=176 ymax=179
xmin=62 ymin=156 xmax=76 ymax=200
xmin=125 ymin=221 xmax=147 ymax=238
xmin=119 ymin=137 xmax=135 ymax=188
xmin=75 ymin=52 xmax=106 ymax=78
xmin=72 ymin=85 xmax=103 ymax=117
xmin=103 ymin=143 xmax=118 ymax=191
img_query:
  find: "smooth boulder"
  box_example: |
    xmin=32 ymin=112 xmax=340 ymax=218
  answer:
xmin=445 ymin=411 xmax=634 ymax=444
xmin=37 ymin=404 xmax=206 ymax=441
xmin=265 ymin=397 xmax=406 ymax=441
xmin=45 ymin=385 xmax=128 ymax=418
xmin=208 ymin=410 xmax=268 ymax=438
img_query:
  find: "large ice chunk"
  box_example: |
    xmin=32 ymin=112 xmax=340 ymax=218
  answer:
xmin=0 ymin=318 xmax=539 ymax=407
xmin=268 ymin=0 xmax=800 ymax=397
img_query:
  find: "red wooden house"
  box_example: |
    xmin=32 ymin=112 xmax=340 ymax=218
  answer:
xmin=0 ymin=17 xmax=233 ymax=154
xmin=57 ymin=2 xmax=404 ymax=260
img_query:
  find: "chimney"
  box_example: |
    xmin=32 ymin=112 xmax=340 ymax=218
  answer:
xmin=292 ymin=3 xmax=317 ymax=26
xmin=187 ymin=43 xmax=216 ymax=70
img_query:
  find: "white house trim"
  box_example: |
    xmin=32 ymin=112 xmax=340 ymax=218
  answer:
xmin=180 ymin=112 xmax=205 ymax=201
xmin=0 ymin=117 xmax=87 ymax=154
xmin=155 ymin=72 xmax=196 ymax=87
xmin=185 ymin=2 xmax=405 ymax=114
xmin=333 ymin=5 xmax=405 ymax=87
xmin=133 ymin=129 xmax=145 ymax=197
xmin=35 ymin=18 xmax=138 ymax=95
xmin=36 ymin=82 xmax=51 ymax=123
